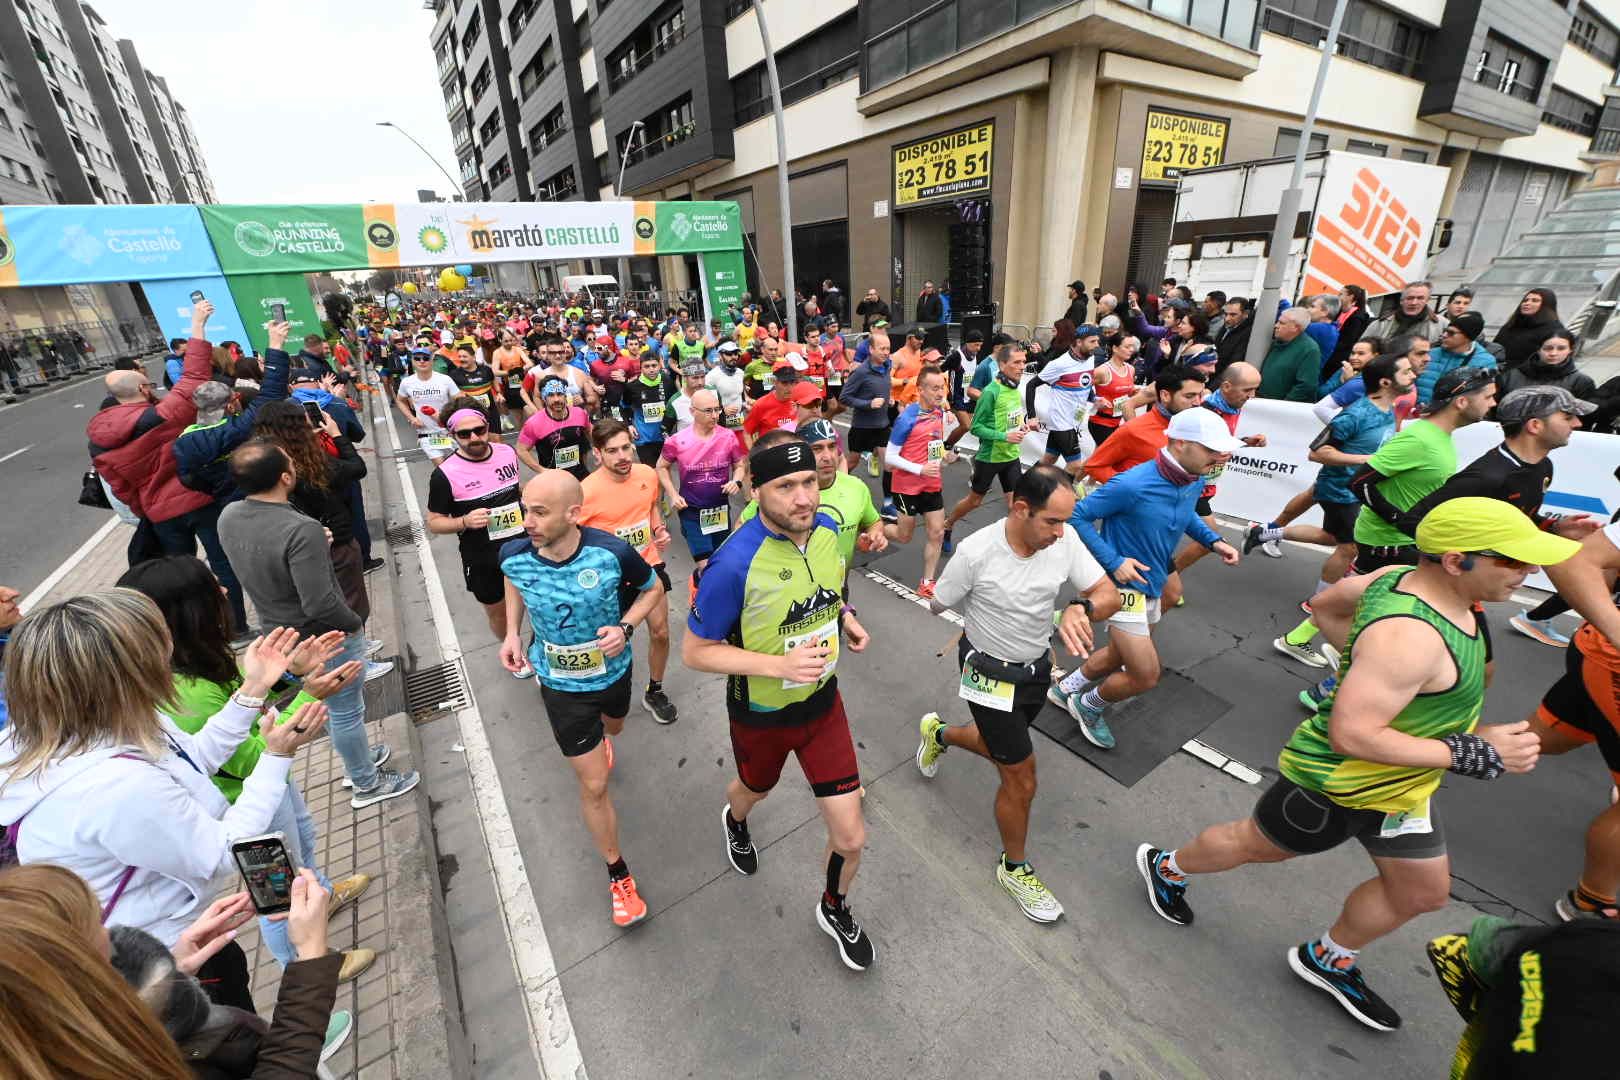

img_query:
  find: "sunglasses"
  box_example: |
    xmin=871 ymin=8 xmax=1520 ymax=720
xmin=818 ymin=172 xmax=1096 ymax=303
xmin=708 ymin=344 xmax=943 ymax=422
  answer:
xmin=452 ymin=426 xmax=489 ymax=439
xmin=1471 ymin=550 xmax=1531 ymax=570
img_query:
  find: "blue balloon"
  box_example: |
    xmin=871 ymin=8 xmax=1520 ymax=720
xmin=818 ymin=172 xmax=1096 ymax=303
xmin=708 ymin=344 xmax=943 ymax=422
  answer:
xmin=454 ymin=264 xmax=473 ymax=276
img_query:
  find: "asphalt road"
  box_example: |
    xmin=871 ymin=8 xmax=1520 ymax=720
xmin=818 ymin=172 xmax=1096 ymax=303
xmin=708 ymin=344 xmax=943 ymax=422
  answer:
xmin=0 ymin=368 xmax=136 ymax=595
xmin=385 ymin=413 xmax=1604 ymax=1080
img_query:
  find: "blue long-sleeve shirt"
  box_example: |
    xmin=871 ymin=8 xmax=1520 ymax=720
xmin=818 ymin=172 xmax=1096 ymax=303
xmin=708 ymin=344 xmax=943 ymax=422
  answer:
xmin=839 ymin=358 xmax=893 ymax=429
xmin=1069 ymin=456 xmax=1221 ymax=598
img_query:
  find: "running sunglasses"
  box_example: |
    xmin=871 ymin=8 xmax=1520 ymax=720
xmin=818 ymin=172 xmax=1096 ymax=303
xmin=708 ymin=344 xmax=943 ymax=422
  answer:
xmin=452 ymin=425 xmax=489 ymax=439
xmin=1470 ymin=550 xmax=1531 ymax=570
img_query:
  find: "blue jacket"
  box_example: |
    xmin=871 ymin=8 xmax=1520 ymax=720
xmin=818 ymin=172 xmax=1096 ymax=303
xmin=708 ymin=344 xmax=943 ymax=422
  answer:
xmin=173 ymin=347 xmax=293 ymax=502
xmin=839 ymin=358 xmax=893 ymax=429
xmin=288 ymin=386 xmax=364 ymax=443
xmin=1069 ymin=456 xmax=1221 ymax=598
xmin=1416 ymin=340 xmax=1494 ymax=404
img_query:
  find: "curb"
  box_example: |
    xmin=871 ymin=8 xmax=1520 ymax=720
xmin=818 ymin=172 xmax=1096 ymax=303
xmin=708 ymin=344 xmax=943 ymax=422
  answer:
xmin=378 ymin=711 xmax=472 ymax=1078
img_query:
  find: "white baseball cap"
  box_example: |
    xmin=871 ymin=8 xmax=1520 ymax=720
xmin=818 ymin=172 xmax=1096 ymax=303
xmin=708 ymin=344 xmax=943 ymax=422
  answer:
xmin=1166 ymin=406 xmax=1242 ymax=452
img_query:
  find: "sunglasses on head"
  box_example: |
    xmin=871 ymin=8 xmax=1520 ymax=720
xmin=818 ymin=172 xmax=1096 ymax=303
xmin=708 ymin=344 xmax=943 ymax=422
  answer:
xmin=452 ymin=425 xmax=488 ymax=439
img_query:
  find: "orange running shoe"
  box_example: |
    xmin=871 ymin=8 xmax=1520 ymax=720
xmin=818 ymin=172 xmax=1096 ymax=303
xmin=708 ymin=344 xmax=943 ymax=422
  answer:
xmin=916 ymin=579 xmax=936 ymax=600
xmin=610 ymin=874 xmax=647 ymax=927
xmin=603 ymin=735 xmax=614 ymax=772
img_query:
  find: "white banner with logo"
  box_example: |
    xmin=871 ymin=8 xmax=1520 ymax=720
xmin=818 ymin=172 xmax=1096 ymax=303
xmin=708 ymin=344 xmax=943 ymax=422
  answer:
xmin=392 ymin=202 xmax=639 ymax=265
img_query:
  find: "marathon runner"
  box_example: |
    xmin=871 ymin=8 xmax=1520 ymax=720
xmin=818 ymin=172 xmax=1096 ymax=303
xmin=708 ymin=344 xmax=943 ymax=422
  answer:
xmin=1080 ymin=364 xmax=1206 ymax=487
xmin=1167 ymin=362 xmax=1266 ymax=588
xmin=578 ymin=419 xmax=679 ymax=725
xmin=1030 ymin=324 xmax=1099 ymax=482
xmin=917 ymin=465 xmax=1118 ymax=922
xmin=447 ymin=343 xmax=501 ymax=432
xmin=1087 ymin=335 xmax=1142 ymax=448
xmin=938 ymin=329 xmax=982 ymax=453
xmin=741 ymin=418 xmax=886 ymax=570
xmin=522 ymin=334 xmax=593 ymax=414
xmin=1272 ymin=366 xmax=1498 ymax=669
xmin=839 ymin=333 xmax=893 ymax=479
xmin=492 ymin=330 xmax=530 ymax=425
xmin=884 ymin=366 xmax=955 ymax=597
xmin=942 ymin=342 xmax=1037 ymax=551
xmin=705 ymin=342 xmax=748 ymax=435
xmin=670 ymin=361 xmax=709 ymax=432
xmin=1053 ymin=408 xmax=1242 ymax=748
xmin=669 ymin=321 xmax=708 ymax=372
xmin=683 ymin=432 xmax=877 ymax=971
xmin=498 ymin=469 xmax=666 ymax=928
xmin=395 ymin=347 xmax=460 ymax=463
xmin=515 ymin=379 xmax=592 ymax=480
xmin=657 ymin=388 xmax=747 ymax=588
xmin=742 ymin=363 xmax=805 ymax=446
xmin=618 ymin=350 xmax=680 ymax=467
xmin=427 ymin=408 xmax=530 ymax=673
xmin=1137 ymin=497 xmax=1573 ymax=1031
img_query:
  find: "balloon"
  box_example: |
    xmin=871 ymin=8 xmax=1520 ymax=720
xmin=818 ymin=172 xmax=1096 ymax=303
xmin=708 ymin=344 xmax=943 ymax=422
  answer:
xmin=454 ymin=264 xmax=473 ymax=276
xmin=401 ymin=282 xmax=418 ymax=294
xmin=437 ymin=268 xmax=467 ymax=292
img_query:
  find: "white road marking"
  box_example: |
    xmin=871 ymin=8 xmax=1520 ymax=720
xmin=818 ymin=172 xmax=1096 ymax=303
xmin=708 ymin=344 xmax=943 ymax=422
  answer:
xmin=370 ymin=391 xmax=585 ymax=1080
xmin=20 ymin=514 xmax=120 ymax=614
xmin=0 ymin=444 xmax=33 ymax=464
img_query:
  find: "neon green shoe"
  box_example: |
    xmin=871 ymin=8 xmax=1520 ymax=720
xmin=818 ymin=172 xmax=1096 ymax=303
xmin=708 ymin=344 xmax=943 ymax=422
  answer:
xmin=916 ymin=712 xmax=946 ymax=778
xmin=996 ymin=857 xmax=1064 ymax=923
xmin=866 ymin=451 xmax=881 ymax=477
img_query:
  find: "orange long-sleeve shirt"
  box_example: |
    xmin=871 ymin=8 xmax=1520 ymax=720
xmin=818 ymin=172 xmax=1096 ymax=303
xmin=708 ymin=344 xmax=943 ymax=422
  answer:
xmin=1082 ymin=406 xmax=1170 ymax=485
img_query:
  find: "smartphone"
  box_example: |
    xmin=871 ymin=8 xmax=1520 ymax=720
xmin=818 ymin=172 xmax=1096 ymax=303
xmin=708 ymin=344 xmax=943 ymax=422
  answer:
xmin=302 ymin=401 xmax=324 ymax=428
xmin=189 ymin=289 xmax=205 ymax=304
xmin=270 ymin=302 xmax=288 ymax=323
xmin=231 ymin=832 xmax=295 ymax=915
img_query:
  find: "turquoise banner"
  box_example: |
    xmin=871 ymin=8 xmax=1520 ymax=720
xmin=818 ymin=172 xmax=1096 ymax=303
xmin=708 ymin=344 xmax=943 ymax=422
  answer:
xmin=0 ymin=204 xmax=221 ymax=286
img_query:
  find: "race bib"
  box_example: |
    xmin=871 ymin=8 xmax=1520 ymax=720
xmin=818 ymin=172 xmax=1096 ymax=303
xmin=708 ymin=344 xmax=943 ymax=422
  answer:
xmin=554 ymin=443 xmax=580 ymax=470
xmin=1114 ymin=588 xmax=1148 ymax=624
xmin=829 ymin=374 xmax=843 ymax=388
xmin=1379 ymin=797 xmax=1433 ymax=839
xmin=506 ymin=371 xmax=524 ymax=388
xmin=1074 ymin=403 xmax=1089 ymax=423
xmin=782 ymin=619 xmax=838 ymax=689
xmin=421 ymin=432 xmax=453 ymax=453
xmin=615 ymin=520 xmax=651 ymax=548
xmin=1007 ymin=407 xmax=1025 ymax=430
xmin=808 ymin=375 xmax=825 ymax=389
xmin=1205 ymin=463 xmax=1226 ymax=481
xmin=486 ymin=501 xmax=523 ymax=540
xmin=698 ymin=505 xmax=729 ymax=534
xmin=958 ymin=665 xmax=1015 ymax=711
xmin=544 ymin=640 xmax=605 ymax=680
xmin=926 ymin=439 xmax=945 ymax=462
xmin=642 ymin=401 xmax=665 ymax=422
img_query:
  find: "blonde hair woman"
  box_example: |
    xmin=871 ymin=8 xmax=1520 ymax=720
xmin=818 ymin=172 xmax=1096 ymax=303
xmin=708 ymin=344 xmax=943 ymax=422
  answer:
xmin=0 ymin=590 xmax=329 ymax=1008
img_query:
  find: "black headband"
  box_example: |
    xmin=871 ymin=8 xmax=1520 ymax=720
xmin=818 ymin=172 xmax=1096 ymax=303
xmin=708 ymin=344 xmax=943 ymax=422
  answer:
xmin=749 ymin=439 xmax=816 ymax=487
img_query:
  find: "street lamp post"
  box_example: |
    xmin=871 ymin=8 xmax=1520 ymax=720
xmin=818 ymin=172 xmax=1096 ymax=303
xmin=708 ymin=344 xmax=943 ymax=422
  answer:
xmin=614 ymin=121 xmax=646 ymax=298
xmin=376 ymin=121 xmax=464 ymax=200
xmin=753 ymin=0 xmax=797 ymax=342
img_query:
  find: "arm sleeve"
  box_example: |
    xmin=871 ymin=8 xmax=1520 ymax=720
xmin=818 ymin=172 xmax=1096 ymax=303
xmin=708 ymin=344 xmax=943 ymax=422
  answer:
xmin=1184 ymin=513 xmax=1222 ymax=549
xmin=687 ymin=549 xmax=744 ymax=640
xmin=164 ymin=697 xmax=259 ymax=774
xmin=887 ymin=445 xmax=925 ymax=474
xmin=259 ymin=348 xmax=292 ymax=403
xmin=615 ymin=543 xmax=657 ymax=595
xmin=158 ymin=337 xmax=215 ymax=421
xmin=1082 ymin=425 xmax=1132 ymax=483
xmin=1349 ymin=464 xmax=1401 ymax=525
xmin=1069 ymin=488 xmax=1126 ymax=573
xmin=931 ymin=541 xmax=975 ymax=609
xmin=426 ymin=467 xmax=453 ymax=515
xmin=288 ymin=523 xmax=362 ymax=632
xmin=969 ymin=386 xmax=1002 ymax=443
xmin=246 ymin=953 xmax=342 ymax=1079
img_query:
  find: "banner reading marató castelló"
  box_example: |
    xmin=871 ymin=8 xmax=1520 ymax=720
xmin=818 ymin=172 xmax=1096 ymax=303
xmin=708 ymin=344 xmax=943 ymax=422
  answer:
xmin=200 ymin=201 xmax=742 ymax=275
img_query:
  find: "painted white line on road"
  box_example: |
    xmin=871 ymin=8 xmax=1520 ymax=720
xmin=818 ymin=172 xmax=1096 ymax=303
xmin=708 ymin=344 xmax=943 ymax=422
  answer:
xmin=0 ymin=444 xmax=33 ymax=464
xmin=371 ymin=392 xmax=585 ymax=1080
xmin=20 ymin=514 xmax=119 ymax=614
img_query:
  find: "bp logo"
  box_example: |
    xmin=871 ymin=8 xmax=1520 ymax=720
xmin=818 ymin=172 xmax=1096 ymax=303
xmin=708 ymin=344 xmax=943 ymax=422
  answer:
xmin=634 ymin=216 xmax=655 ymax=241
xmin=577 ymin=568 xmax=600 ymax=589
xmin=233 ymin=220 xmax=276 ymax=258
xmin=0 ymin=231 xmax=16 ymax=268
xmin=366 ymin=221 xmax=397 ymax=250
xmin=668 ymin=212 xmax=693 ymax=243
xmin=418 ymin=225 xmax=449 ymax=253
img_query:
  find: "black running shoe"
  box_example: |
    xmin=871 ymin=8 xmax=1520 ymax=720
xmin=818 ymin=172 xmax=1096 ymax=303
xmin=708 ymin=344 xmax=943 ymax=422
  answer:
xmin=1286 ymin=942 xmax=1401 ymax=1031
xmin=362 ymin=557 xmax=386 ymax=574
xmin=816 ymin=898 xmax=875 ymax=971
xmin=722 ymin=803 xmax=757 ymax=875
xmin=642 ymin=686 xmax=678 ymax=725
xmin=1135 ymin=844 xmax=1193 ymax=926
xmin=1242 ymin=523 xmax=1264 ymax=556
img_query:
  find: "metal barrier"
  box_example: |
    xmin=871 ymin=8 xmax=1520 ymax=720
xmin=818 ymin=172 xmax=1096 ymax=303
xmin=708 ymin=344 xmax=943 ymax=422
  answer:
xmin=0 ymin=317 xmax=163 ymax=392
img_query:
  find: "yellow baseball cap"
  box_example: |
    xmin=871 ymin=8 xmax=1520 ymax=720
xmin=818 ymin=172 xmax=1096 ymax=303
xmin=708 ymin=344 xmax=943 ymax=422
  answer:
xmin=1414 ymin=497 xmax=1581 ymax=566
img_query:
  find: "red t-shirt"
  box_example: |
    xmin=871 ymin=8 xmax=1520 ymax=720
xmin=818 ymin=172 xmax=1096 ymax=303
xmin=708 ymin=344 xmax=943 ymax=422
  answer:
xmin=742 ymin=391 xmax=800 ymax=437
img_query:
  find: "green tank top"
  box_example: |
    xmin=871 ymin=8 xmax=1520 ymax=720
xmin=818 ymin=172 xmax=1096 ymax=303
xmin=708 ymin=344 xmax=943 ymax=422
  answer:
xmin=1277 ymin=567 xmax=1485 ymax=813
xmin=673 ymin=339 xmax=706 ymax=364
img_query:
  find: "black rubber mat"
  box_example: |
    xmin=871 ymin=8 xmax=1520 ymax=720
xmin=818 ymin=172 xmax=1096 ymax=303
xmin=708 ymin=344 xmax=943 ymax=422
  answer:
xmin=1032 ymin=668 xmax=1230 ymax=788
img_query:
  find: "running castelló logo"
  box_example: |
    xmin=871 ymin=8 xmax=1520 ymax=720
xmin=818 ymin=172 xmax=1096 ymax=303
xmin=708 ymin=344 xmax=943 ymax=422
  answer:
xmin=234 ymin=220 xmax=276 ymax=258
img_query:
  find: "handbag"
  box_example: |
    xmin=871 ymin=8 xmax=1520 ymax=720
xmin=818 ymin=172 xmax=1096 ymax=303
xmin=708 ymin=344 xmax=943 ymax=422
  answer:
xmin=79 ymin=467 xmax=112 ymax=509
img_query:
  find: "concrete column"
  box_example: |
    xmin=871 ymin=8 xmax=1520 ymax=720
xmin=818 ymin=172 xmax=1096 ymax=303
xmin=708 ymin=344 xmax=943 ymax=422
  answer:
xmin=1003 ymin=90 xmax=1050 ymax=329
xmin=1034 ymin=45 xmax=1099 ymax=331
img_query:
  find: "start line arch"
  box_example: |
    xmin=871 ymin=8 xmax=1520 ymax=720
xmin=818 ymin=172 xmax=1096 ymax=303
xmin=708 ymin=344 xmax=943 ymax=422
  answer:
xmin=0 ymin=200 xmax=746 ymax=354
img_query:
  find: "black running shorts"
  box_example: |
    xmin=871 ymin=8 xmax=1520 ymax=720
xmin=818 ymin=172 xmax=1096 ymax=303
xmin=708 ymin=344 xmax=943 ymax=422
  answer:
xmin=539 ymin=670 xmax=633 ymax=757
xmin=1252 ymin=777 xmax=1446 ymax=860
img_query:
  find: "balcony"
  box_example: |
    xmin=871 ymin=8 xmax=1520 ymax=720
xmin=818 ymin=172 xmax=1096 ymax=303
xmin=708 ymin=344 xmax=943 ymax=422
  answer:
xmin=605 ymin=21 xmax=688 ymax=93
xmin=625 ymin=120 xmax=696 ymax=164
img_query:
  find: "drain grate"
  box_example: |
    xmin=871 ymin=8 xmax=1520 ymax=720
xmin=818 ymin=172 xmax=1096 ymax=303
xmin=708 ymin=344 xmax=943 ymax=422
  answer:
xmin=406 ymin=658 xmax=470 ymax=719
xmin=395 ymin=445 xmax=428 ymax=462
xmin=385 ymin=521 xmax=425 ymax=547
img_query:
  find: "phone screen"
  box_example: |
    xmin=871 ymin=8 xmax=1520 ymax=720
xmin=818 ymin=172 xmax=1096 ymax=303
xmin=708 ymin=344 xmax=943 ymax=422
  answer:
xmin=231 ymin=836 xmax=294 ymax=914
xmin=303 ymin=401 xmax=324 ymax=427
xmin=270 ymin=303 xmax=288 ymax=323
xmin=189 ymin=290 xmax=205 ymax=304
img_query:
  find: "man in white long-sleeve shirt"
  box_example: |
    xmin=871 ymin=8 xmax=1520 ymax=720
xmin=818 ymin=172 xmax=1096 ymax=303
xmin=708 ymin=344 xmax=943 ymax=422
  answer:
xmin=1033 ymin=325 xmax=1100 ymax=481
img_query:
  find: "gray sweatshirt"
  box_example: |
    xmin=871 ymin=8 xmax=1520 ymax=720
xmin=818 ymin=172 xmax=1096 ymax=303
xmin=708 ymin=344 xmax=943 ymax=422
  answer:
xmin=218 ymin=497 xmax=362 ymax=636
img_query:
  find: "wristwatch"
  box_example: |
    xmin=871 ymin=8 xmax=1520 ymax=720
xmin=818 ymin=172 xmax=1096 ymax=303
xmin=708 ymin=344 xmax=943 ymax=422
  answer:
xmin=1068 ymin=597 xmax=1094 ymax=617
xmin=619 ymin=621 xmax=635 ymax=640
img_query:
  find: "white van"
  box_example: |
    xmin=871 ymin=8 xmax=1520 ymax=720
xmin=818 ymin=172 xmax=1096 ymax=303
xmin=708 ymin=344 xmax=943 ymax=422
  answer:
xmin=560 ymin=274 xmax=621 ymax=308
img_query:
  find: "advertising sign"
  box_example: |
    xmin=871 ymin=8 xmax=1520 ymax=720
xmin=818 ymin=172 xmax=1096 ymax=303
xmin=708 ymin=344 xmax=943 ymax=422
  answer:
xmin=892 ymin=120 xmax=994 ymax=209
xmin=650 ymin=201 xmax=743 ymax=255
xmin=140 ymin=274 xmax=254 ymax=352
xmin=224 ymin=271 xmax=323 ymax=358
xmin=1299 ymin=152 xmax=1450 ymax=299
xmin=1141 ymin=107 xmax=1229 ymax=183
xmin=698 ymin=249 xmax=747 ymax=329
xmin=0 ymin=204 xmax=222 ymax=286
xmin=201 ymin=205 xmax=368 ymax=275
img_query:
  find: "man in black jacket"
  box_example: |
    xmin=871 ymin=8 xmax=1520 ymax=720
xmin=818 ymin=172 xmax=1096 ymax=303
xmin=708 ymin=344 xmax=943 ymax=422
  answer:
xmin=1214 ymin=297 xmax=1253 ymax=373
xmin=915 ymin=281 xmax=944 ymax=324
xmin=856 ymin=288 xmax=891 ymax=331
xmin=1061 ymin=281 xmax=1088 ymax=326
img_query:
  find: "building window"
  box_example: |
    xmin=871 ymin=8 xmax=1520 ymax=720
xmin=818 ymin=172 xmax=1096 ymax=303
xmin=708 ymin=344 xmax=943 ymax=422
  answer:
xmin=478 ymin=111 xmax=501 ymax=145
xmin=605 ymin=1 xmax=689 ymax=93
xmin=528 ymin=104 xmax=568 ymax=150
xmin=1543 ymin=86 xmax=1602 ymax=136
xmin=536 ymin=165 xmax=578 ymax=201
xmin=620 ymin=94 xmax=695 ymax=167
xmin=725 ymin=0 xmax=750 ymax=19
xmin=488 ymin=154 xmax=512 ymax=185
xmin=1473 ymin=32 xmax=1545 ymax=104
xmin=1570 ymin=3 xmax=1620 ymax=66
xmin=459 ymin=154 xmax=480 ymax=183
xmin=732 ymin=12 xmax=858 ymax=125
xmin=585 ymin=85 xmax=600 ymax=122
xmin=575 ymin=12 xmax=590 ymax=51
xmin=462 ymin=10 xmax=482 ymax=57
xmin=1399 ymin=147 xmax=1429 ymax=163
xmin=1346 ymin=138 xmax=1387 ymax=156
xmin=469 ymin=61 xmax=492 ymax=103
xmin=594 ymin=152 xmax=609 ymax=184
xmin=508 ymin=0 xmax=539 ymax=41
xmin=517 ymin=40 xmax=556 ymax=98
xmin=1274 ymin=128 xmax=1328 ymax=157
xmin=1263 ymin=0 xmax=1429 ymax=79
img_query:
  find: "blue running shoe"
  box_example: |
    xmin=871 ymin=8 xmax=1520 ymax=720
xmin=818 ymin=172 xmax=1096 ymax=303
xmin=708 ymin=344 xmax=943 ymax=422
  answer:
xmin=1298 ymin=675 xmax=1335 ymax=712
xmin=1287 ymin=941 xmax=1401 ymax=1031
xmin=1075 ymin=694 xmax=1114 ymax=749
xmin=1135 ymin=844 xmax=1192 ymax=926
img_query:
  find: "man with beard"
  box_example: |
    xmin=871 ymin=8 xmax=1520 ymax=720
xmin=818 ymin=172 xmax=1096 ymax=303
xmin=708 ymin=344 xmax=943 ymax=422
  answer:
xmin=516 ymin=380 xmax=593 ymax=480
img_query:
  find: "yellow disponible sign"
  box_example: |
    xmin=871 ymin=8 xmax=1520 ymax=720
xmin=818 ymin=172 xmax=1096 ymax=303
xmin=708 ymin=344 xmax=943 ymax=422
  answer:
xmin=1141 ymin=108 xmax=1229 ymax=182
xmin=893 ymin=121 xmax=994 ymax=209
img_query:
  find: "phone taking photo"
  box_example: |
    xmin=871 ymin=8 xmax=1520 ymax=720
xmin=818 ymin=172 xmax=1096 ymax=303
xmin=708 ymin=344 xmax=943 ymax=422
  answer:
xmin=302 ymin=401 xmax=324 ymax=428
xmin=189 ymin=290 xmax=205 ymax=304
xmin=231 ymin=833 xmax=295 ymax=915
xmin=270 ymin=302 xmax=288 ymax=323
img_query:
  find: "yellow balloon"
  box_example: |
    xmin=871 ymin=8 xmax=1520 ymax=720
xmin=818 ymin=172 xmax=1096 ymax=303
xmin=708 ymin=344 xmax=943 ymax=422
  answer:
xmin=400 ymin=282 xmax=418 ymax=294
xmin=437 ymin=268 xmax=467 ymax=292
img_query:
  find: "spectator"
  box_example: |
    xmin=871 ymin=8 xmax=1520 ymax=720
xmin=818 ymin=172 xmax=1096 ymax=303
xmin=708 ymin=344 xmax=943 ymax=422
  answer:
xmin=1439 ymin=285 xmax=1474 ymax=327
xmin=90 ymin=302 xmax=222 ymax=572
xmin=163 ymin=336 xmax=188 ymax=388
xmin=0 ymin=584 xmax=16 ymax=731
xmin=855 ymin=287 xmax=891 ymax=332
xmin=1212 ymin=297 xmax=1254 ymax=374
xmin=1322 ymin=283 xmax=1370 ymax=376
xmin=1493 ymin=288 xmax=1565 ymax=371
xmin=1062 ymin=280 xmax=1089 ymax=326
xmin=0 ymin=590 xmax=330 ymax=1008
xmin=1366 ymin=280 xmax=1444 ymax=346
xmin=938 ymin=282 xmax=953 ymax=323
xmin=1303 ymin=293 xmax=1341 ymax=370
xmin=1169 ymin=311 xmax=1216 ymax=371
xmin=820 ymin=279 xmax=845 ymax=324
xmin=1417 ymin=310 xmax=1496 ymax=404
xmin=116 ymin=554 xmax=374 ymax=978
xmin=915 ymin=280 xmax=945 ymax=324
xmin=218 ymin=439 xmax=416 ymax=807
xmin=1257 ymin=308 xmax=1320 ymax=402
xmin=1498 ymin=328 xmax=1596 ymax=401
